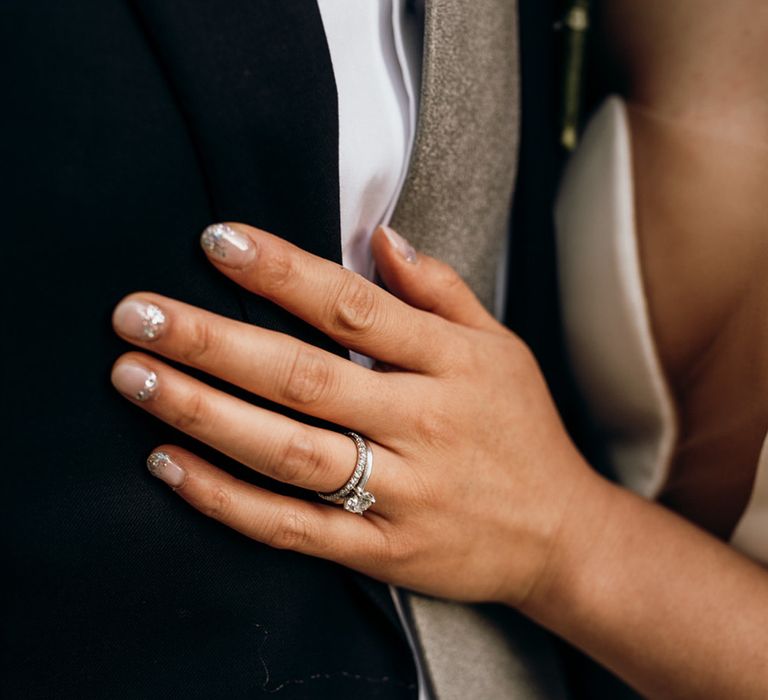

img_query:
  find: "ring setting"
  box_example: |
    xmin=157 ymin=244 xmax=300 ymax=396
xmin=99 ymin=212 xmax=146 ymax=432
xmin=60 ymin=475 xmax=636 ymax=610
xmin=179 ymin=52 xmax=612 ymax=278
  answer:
xmin=318 ymin=432 xmax=376 ymax=515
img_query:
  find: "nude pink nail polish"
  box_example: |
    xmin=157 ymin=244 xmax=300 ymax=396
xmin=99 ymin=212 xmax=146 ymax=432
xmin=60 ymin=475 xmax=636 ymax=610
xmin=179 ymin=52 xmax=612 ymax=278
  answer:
xmin=113 ymin=299 xmax=166 ymax=341
xmin=200 ymin=223 xmax=255 ymax=268
xmin=146 ymin=451 xmax=186 ymax=488
xmin=111 ymin=361 xmax=158 ymax=402
xmin=381 ymin=225 xmax=417 ymax=263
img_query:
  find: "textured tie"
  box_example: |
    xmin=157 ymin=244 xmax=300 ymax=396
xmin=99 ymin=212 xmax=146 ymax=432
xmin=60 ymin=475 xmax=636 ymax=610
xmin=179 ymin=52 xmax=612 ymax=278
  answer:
xmin=391 ymin=0 xmax=517 ymax=310
xmin=390 ymin=1 xmax=570 ymax=698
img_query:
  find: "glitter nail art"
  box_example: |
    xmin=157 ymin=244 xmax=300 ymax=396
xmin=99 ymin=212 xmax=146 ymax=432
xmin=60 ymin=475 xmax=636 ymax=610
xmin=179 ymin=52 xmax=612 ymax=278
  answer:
xmin=146 ymin=451 xmax=172 ymax=478
xmin=140 ymin=304 xmax=166 ymax=340
xmin=146 ymin=451 xmax=186 ymax=487
xmin=201 ymin=223 xmax=234 ymax=259
xmin=135 ymin=370 xmax=158 ymax=402
xmin=200 ymin=223 xmax=253 ymax=267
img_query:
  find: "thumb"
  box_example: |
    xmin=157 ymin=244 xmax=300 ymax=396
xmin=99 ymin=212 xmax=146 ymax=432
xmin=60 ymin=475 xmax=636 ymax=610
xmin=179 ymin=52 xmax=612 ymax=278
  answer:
xmin=371 ymin=226 xmax=499 ymax=332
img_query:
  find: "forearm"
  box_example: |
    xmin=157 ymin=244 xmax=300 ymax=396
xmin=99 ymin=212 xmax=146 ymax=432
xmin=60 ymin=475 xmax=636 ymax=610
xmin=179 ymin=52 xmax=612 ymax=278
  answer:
xmin=519 ymin=473 xmax=768 ymax=698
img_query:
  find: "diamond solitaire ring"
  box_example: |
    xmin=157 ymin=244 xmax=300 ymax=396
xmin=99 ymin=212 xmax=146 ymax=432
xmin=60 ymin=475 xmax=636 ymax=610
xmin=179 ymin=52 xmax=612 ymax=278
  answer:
xmin=317 ymin=432 xmax=376 ymax=515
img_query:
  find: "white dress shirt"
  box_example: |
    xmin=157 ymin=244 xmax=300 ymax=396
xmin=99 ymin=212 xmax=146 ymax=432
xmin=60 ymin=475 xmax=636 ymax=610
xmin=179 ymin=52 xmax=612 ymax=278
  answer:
xmin=316 ymin=0 xmax=421 ymax=281
xmin=315 ymin=2 xmax=430 ymax=698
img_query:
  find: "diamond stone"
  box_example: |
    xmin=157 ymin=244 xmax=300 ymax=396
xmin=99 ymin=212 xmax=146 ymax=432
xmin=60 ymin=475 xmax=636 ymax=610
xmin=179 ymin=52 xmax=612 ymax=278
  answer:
xmin=344 ymin=489 xmax=376 ymax=515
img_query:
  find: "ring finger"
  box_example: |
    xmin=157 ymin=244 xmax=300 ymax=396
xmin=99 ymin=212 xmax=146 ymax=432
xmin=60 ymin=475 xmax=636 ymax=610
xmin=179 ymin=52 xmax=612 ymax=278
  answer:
xmin=111 ymin=351 xmax=398 ymax=506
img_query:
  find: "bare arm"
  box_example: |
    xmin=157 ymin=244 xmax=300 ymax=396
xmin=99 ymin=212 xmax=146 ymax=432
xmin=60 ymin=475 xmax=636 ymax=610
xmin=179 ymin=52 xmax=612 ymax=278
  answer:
xmin=516 ymin=5 xmax=768 ymax=696
xmin=111 ymin=222 xmax=768 ymax=700
xmin=520 ymin=476 xmax=768 ymax=698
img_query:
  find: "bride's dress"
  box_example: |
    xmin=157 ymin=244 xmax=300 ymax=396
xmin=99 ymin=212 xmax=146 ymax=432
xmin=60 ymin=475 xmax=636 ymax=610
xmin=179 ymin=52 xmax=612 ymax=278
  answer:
xmin=555 ymin=96 xmax=768 ymax=563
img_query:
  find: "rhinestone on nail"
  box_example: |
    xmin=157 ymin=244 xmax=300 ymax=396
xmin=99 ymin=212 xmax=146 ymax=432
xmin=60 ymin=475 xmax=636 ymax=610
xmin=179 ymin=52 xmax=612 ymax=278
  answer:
xmin=136 ymin=370 xmax=158 ymax=402
xmin=201 ymin=223 xmax=233 ymax=259
xmin=146 ymin=451 xmax=171 ymax=478
xmin=140 ymin=304 xmax=166 ymax=340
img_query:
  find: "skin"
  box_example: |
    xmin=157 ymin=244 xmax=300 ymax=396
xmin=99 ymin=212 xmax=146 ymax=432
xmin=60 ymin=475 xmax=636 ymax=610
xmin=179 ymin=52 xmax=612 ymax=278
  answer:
xmin=603 ymin=1 xmax=768 ymax=536
xmin=112 ymin=225 xmax=589 ymax=604
xmin=108 ymin=4 xmax=768 ymax=695
xmin=112 ymin=224 xmax=768 ymax=698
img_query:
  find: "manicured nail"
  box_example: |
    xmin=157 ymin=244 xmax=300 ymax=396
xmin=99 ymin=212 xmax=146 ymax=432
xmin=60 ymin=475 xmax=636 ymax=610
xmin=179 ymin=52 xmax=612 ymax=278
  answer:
xmin=200 ymin=223 xmax=255 ymax=268
xmin=380 ymin=226 xmax=417 ymax=263
xmin=147 ymin=451 xmax=186 ymax=488
xmin=111 ymin=361 xmax=159 ymax=402
xmin=113 ymin=299 xmax=166 ymax=341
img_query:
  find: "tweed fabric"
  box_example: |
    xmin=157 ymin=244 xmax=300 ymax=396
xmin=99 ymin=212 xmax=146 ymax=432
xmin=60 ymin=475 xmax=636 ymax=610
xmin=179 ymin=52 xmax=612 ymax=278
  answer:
xmin=405 ymin=598 xmax=569 ymax=700
xmin=390 ymin=0 xmax=519 ymax=310
xmin=392 ymin=1 xmax=569 ymax=697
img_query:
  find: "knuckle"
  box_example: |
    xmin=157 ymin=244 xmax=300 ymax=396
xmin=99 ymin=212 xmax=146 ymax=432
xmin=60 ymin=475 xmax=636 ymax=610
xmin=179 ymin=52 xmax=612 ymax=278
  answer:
xmin=275 ymin=432 xmax=328 ymax=485
xmin=329 ymin=270 xmax=378 ymax=334
xmin=172 ymin=390 xmax=210 ymax=432
xmin=179 ymin=318 xmax=220 ymax=366
xmin=412 ymin=406 xmax=451 ymax=445
xmin=202 ymin=484 xmax=234 ymax=521
xmin=269 ymin=510 xmax=314 ymax=550
xmin=435 ymin=261 xmax=465 ymax=293
xmin=436 ymin=328 xmax=487 ymax=378
xmin=282 ymin=348 xmax=334 ymax=406
xmin=259 ymin=248 xmax=295 ymax=295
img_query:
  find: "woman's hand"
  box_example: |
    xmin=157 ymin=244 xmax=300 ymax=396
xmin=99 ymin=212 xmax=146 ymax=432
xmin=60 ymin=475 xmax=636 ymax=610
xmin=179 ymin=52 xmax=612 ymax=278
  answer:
xmin=110 ymin=222 xmax=768 ymax=698
xmin=110 ymin=222 xmax=598 ymax=606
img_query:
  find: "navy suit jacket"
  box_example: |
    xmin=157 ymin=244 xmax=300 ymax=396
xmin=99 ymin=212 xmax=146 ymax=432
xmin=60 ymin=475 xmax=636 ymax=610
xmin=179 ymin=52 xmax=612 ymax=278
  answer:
xmin=0 ymin=1 xmax=617 ymax=698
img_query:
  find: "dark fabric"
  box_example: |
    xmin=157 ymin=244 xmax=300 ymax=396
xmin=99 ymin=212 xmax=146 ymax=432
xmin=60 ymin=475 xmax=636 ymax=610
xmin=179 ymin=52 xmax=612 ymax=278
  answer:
xmin=509 ymin=2 xmax=640 ymax=697
xmin=0 ymin=1 xmax=416 ymax=698
xmin=508 ymin=0 xmax=596 ymax=467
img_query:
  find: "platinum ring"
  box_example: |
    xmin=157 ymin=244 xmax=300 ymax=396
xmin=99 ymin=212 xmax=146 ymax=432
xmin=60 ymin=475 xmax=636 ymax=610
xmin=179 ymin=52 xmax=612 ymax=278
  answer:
xmin=317 ymin=432 xmax=377 ymax=515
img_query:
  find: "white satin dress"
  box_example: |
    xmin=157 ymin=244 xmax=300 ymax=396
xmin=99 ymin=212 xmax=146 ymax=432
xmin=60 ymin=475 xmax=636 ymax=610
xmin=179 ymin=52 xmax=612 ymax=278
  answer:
xmin=555 ymin=96 xmax=768 ymax=564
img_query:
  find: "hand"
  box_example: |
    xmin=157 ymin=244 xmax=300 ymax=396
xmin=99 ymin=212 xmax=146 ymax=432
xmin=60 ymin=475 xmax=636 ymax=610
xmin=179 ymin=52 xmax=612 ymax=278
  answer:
xmin=110 ymin=222 xmax=598 ymax=606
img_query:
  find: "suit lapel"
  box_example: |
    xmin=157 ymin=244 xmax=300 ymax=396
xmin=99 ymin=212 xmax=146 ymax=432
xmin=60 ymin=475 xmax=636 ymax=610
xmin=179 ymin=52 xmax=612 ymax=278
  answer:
xmin=129 ymin=0 xmax=340 ymax=337
xmin=129 ymin=0 xmax=339 ymax=256
xmin=129 ymin=0 xmax=409 ymax=638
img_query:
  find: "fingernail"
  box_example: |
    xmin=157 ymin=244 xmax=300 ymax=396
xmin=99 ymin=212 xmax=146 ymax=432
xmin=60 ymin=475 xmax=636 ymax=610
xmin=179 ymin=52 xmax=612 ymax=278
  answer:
xmin=147 ymin=451 xmax=186 ymax=488
xmin=113 ymin=299 xmax=166 ymax=341
xmin=380 ymin=226 xmax=417 ymax=263
xmin=201 ymin=223 xmax=255 ymax=268
xmin=111 ymin=361 xmax=159 ymax=402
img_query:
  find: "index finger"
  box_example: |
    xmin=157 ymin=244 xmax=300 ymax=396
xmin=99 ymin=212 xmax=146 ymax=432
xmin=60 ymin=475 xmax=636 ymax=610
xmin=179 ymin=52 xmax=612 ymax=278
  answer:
xmin=199 ymin=222 xmax=452 ymax=373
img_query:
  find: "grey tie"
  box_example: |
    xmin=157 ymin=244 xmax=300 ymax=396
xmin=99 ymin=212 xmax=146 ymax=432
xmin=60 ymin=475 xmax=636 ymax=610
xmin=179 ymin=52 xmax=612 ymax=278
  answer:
xmin=391 ymin=0 xmax=517 ymax=310
xmin=390 ymin=1 xmax=570 ymax=698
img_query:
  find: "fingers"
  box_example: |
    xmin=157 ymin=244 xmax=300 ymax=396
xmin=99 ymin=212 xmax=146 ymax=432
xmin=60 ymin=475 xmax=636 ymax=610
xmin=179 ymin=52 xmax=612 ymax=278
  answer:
xmin=199 ymin=222 xmax=453 ymax=373
xmin=112 ymin=293 xmax=402 ymax=438
xmin=146 ymin=446 xmax=384 ymax=568
xmin=371 ymin=226 xmax=501 ymax=333
xmin=111 ymin=351 xmax=402 ymax=497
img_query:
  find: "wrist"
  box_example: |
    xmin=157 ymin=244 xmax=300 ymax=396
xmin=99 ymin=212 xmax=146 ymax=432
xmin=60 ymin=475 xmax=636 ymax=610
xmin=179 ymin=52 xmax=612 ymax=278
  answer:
xmin=514 ymin=463 xmax=619 ymax=622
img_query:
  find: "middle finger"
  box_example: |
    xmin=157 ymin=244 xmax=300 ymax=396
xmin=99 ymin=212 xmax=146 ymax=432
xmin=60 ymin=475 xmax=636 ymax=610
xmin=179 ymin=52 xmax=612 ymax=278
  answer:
xmin=112 ymin=292 xmax=405 ymax=441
